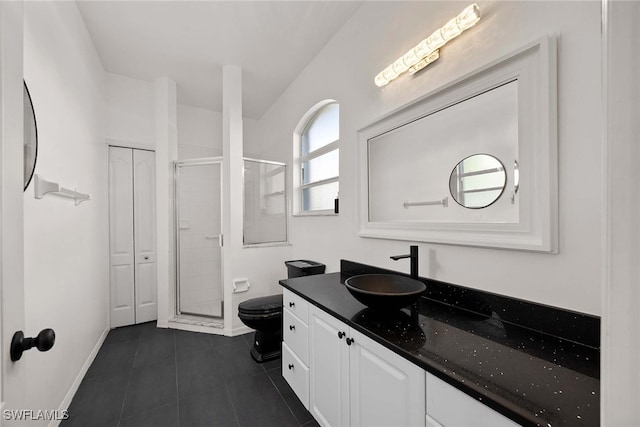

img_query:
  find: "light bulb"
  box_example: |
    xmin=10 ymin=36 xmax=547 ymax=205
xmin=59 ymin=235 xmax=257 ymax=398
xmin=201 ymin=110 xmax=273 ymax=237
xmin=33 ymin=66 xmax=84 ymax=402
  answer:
xmin=392 ymin=58 xmax=409 ymax=75
xmin=374 ymin=74 xmax=388 ymax=88
xmin=426 ymin=31 xmax=446 ymax=52
xmin=440 ymin=17 xmax=463 ymax=41
xmin=456 ymin=4 xmax=481 ymax=31
xmin=413 ymin=40 xmax=431 ymax=60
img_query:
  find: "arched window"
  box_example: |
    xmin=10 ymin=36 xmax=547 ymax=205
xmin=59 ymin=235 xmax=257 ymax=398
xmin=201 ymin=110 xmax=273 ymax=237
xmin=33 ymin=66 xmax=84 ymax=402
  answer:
xmin=296 ymin=102 xmax=339 ymax=214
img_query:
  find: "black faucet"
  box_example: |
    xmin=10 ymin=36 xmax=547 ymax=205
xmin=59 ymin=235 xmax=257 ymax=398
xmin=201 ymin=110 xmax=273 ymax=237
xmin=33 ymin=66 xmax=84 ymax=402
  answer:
xmin=390 ymin=245 xmax=418 ymax=279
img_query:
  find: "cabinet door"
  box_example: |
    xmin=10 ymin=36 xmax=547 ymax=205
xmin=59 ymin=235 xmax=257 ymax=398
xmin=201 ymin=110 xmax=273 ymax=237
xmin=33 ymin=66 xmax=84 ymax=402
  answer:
xmin=309 ymin=306 xmax=350 ymax=427
xmin=349 ymin=328 xmax=425 ymax=427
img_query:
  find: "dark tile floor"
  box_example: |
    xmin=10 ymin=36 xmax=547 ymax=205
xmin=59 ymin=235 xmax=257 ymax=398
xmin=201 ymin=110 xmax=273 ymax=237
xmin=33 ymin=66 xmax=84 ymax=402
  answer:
xmin=61 ymin=322 xmax=318 ymax=427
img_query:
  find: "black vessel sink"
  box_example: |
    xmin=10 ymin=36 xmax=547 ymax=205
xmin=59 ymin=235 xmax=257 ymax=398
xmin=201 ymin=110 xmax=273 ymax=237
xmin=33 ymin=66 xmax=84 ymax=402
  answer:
xmin=344 ymin=274 xmax=426 ymax=310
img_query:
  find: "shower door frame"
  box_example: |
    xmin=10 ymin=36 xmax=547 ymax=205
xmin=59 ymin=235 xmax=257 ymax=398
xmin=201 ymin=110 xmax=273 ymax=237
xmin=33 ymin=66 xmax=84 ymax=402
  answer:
xmin=174 ymin=157 xmax=224 ymax=320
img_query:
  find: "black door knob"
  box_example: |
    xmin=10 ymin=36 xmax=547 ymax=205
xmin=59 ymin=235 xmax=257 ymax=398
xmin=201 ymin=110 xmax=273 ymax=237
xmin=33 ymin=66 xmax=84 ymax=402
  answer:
xmin=10 ymin=329 xmax=55 ymax=362
xmin=289 ymin=325 xmax=295 ymax=331
xmin=338 ymin=331 xmax=345 ymax=339
xmin=346 ymin=337 xmax=354 ymax=346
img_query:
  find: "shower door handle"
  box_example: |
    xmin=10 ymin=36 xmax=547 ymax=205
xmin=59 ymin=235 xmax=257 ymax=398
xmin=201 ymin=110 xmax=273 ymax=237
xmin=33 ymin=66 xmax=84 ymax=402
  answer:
xmin=205 ymin=234 xmax=224 ymax=247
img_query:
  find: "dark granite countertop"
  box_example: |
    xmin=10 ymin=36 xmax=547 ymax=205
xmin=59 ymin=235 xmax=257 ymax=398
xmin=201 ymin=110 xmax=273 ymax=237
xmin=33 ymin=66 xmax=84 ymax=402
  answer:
xmin=279 ymin=265 xmax=599 ymax=427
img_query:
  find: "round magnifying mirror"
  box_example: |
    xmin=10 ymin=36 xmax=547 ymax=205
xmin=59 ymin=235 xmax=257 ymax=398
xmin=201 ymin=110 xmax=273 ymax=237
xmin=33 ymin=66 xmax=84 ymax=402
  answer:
xmin=24 ymin=81 xmax=38 ymax=191
xmin=449 ymin=154 xmax=506 ymax=209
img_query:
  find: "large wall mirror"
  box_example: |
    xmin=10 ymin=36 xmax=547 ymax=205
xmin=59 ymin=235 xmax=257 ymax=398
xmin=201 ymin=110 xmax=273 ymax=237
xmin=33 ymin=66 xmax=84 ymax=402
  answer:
xmin=24 ymin=81 xmax=38 ymax=191
xmin=358 ymin=37 xmax=557 ymax=252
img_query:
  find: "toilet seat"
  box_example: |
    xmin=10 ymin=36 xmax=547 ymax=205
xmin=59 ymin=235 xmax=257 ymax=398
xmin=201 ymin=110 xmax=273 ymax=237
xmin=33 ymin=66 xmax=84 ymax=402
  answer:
xmin=238 ymin=294 xmax=282 ymax=316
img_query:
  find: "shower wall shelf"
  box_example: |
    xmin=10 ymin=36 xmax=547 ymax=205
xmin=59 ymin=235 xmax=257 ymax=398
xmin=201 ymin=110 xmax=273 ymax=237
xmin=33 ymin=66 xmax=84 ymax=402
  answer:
xmin=34 ymin=174 xmax=90 ymax=205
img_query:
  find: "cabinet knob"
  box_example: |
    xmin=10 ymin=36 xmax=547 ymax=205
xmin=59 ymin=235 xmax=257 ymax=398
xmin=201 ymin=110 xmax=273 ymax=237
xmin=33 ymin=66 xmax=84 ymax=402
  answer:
xmin=289 ymin=325 xmax=295 ymax=331
xmin=338 ymin=331 xmax=345 ymax=339
xmin=288 ymin=364 xmax=294 ymax=370
xmin=346 ymin=337 xmax=354 ymax=346
xmin=289 ymin=302 xmax=295 ymax=308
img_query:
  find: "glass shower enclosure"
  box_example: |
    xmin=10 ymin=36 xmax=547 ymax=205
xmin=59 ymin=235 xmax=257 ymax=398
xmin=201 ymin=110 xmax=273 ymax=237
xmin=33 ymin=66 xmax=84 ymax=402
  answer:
xmin=174 ymin=158 xmax=223 ymax=319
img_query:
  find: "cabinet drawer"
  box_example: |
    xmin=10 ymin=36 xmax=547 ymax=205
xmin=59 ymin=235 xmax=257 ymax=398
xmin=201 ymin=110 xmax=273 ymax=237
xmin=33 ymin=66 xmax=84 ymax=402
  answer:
xmin=426 ymin=373 xmax=520 ymax=427
xmin=283 ymin=289 xmax=309 ymax=323
xmin=282 ymin=342 xmax=309 ymax=409
xmin=283 ymin=308 xmax=309 ymax=364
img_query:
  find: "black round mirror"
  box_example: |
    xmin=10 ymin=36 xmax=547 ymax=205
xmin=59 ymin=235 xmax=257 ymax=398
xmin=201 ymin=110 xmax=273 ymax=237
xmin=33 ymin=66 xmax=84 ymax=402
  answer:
xmin=449 ymin=154 xmax=506 ymax=209
xmin=24 ymin=81 xmax=38 ymax=191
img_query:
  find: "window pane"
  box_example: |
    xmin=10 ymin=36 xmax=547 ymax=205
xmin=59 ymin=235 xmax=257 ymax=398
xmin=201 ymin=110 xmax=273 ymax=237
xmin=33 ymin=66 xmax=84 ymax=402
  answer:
xmin=302 ymin=149 xmax=339 ymax=185
xmin=303 ymin=181 xmax=339 ymax=211
xmin=301 ymin=103 xmax=339 ymax=155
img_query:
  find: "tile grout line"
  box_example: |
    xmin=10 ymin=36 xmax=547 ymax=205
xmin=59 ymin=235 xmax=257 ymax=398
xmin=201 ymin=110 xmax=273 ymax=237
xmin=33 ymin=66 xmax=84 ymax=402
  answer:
xmin=266 ymin=368 xmax=304 ymax=426
xmin=215 ymin=334 xmax=243 ymax=427
xmin=119 ymin=324 xmax=178 ymax=424
xmin=174 ymin=328 xmax=181 ymax=427
xmin=223 ymin=381 xmax=243 ymax=427
xmin=116 ymin=333 xmax=140 ymax=427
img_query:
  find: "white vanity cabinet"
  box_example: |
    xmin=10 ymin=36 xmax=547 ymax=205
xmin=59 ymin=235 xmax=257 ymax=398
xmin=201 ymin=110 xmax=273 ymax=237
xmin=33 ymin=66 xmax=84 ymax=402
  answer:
xmin=282 ymin=289 xmax=311 ymax=409
xmin=426 ymin=372 xmax=520 ymax=427
xmin=309 ymin=305 xmax=426 ymax=427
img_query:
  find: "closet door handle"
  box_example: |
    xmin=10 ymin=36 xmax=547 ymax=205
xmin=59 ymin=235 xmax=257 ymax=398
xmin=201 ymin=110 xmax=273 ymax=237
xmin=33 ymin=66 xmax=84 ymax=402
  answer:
xmin=289 ymin=325 xmax=295 ymax=331
xmin=288 ymin=364 xmax=294 ymax=370
xmin=338 ymin=331 xmax=345 ymax=339
xmin=289 ymin=302 xmax=295 ymax=308
xmin=346 ymin=337 xmax=354 ymax=346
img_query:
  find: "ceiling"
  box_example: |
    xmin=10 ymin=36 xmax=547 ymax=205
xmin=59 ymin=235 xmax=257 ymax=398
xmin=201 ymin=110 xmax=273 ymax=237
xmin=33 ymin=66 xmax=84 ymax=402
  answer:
xmin=76 ymin=1 xmax=363 ymax=119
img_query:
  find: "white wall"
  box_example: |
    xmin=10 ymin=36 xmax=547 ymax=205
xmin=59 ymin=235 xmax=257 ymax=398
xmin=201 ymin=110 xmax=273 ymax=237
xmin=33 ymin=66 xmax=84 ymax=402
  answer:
xmin=177 ymin=104 xmax=222 ymax=159
xmin=248 ymin=1 xmax=602 ymax=316
xmin=105 ymin=73 xmax=154 ymax=145
xmin=23 ymin=0 xmax=108 ymax=415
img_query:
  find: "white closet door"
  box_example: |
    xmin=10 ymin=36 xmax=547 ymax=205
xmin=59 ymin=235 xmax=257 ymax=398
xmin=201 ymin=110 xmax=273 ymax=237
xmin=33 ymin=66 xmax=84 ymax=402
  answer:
xmin=109 ymin=147 xmax=135 ymax=328
xmin=133 ymin=149 xmax=157 ymax=323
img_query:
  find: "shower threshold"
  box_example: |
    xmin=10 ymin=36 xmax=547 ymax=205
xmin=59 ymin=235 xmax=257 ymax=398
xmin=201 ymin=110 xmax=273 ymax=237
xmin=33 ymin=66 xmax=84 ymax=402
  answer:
xmin=170 ymin=315 xmax=224 ymax=329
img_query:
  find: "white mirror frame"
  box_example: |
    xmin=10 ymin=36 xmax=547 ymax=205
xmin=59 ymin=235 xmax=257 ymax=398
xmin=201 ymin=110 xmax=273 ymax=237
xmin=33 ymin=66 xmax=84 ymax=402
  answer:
xmin=357 ymin=36 xmax=557 ymax=253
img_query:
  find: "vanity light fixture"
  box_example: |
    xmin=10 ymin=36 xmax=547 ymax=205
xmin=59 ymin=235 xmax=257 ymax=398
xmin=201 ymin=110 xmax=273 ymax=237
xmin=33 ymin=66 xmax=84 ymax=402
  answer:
xmin=374 ymin=3 xmax=481 ymax=87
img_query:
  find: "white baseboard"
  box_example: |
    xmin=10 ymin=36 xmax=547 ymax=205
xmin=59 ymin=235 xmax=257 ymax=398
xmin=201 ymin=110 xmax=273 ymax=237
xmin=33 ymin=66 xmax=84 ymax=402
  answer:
xmin=49 ymin=327 xmax=109 ymax=427
xmin=230 ymin=325 xmax=254 ymax=336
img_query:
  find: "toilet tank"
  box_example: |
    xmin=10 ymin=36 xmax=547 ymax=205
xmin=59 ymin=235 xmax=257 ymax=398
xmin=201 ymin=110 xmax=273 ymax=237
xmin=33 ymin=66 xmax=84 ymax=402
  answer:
xmin=285 ymin=260 xmax=326 ymax=279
